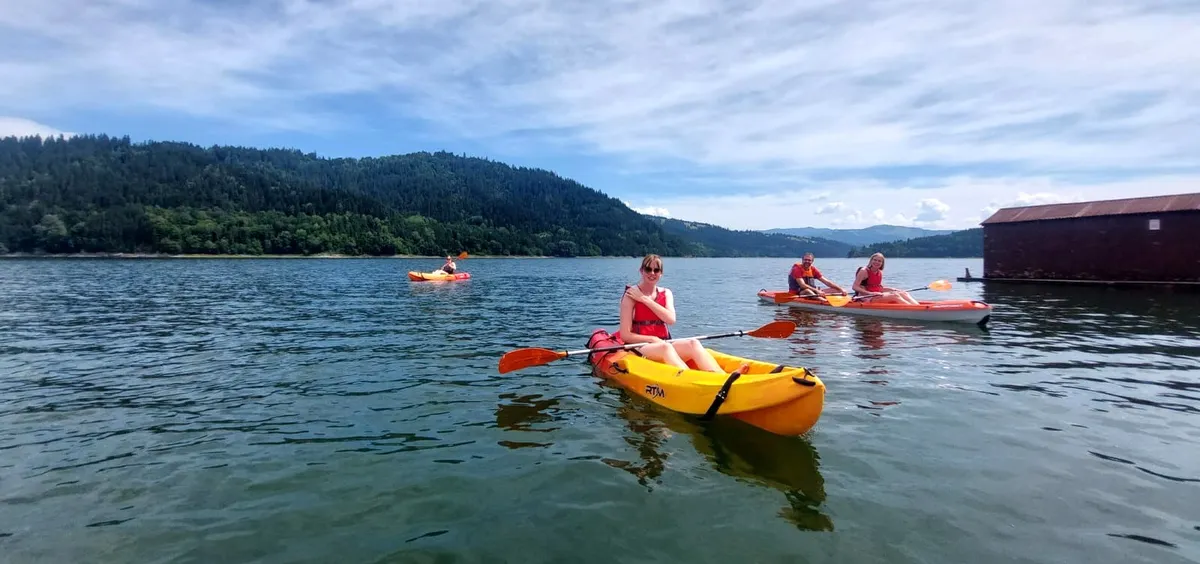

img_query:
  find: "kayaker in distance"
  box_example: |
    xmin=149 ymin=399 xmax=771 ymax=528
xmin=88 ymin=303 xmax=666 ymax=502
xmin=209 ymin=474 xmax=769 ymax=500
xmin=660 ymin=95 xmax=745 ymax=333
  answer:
xmin=852 ymin=252 xmax=920 ymax=305
xmin=788 ymin=252 xmax=846 ymax=300
xmin=432 ymin=255 xmax=457 ymax=275
xmin=619 ymin=254 xmax=726 ymax=372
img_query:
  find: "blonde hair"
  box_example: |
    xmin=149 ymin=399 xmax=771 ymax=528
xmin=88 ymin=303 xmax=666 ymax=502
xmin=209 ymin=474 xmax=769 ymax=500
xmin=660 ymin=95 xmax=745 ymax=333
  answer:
xmin=868 ymin=252 xmax=886 ymax=270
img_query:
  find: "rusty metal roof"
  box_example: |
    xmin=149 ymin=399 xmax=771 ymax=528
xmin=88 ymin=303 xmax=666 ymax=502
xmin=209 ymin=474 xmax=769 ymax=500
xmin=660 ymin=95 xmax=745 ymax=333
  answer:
xmin=982 ymin=192 xmax=1200 ymax=224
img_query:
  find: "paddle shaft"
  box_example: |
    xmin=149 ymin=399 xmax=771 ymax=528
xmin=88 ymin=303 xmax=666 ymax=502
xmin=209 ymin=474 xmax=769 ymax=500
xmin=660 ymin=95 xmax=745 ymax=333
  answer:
xmin=560 ymin=329 xmax=752 ymax=358
xmin=852 ymin=284 xmax=936 ymax=301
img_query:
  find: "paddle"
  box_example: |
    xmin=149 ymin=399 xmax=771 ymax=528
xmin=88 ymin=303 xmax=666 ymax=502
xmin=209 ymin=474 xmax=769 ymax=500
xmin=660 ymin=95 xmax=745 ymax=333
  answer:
xmin=772 ymin=290 xmax=849 ymax=303
xmin=773 ymin=280 xmax=951 ymax=308
xmin=497 ymin=320 xmax=797 ymax=374
xmin=848 ymin=279 xmax=953 ymax=303
xmin=457 ymin=251 xmax=468 ymax=259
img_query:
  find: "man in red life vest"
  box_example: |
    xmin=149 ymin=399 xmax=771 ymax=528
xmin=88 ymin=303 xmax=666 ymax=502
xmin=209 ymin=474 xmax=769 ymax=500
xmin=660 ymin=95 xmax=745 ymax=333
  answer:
xmin=788 ymin=252 xmax=846 ymax=299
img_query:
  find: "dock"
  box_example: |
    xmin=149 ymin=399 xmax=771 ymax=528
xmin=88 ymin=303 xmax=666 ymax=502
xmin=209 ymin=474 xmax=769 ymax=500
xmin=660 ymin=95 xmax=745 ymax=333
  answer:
xmin=955 ymin=268 xmax=1200 ymax=290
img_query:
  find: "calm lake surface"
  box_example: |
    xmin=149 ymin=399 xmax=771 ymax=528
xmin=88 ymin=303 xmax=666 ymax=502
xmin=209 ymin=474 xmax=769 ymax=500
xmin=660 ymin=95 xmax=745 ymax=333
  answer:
xmin=1 ymin=257 xmax=1198 ymax=563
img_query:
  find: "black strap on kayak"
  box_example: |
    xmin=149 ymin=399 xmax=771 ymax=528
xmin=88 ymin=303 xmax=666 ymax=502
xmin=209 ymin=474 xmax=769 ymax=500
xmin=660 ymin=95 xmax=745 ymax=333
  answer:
xmin=700 ymin=370 xmax=743 ymax=421
xmin=792 ymin=367 xmax=817 ymax=387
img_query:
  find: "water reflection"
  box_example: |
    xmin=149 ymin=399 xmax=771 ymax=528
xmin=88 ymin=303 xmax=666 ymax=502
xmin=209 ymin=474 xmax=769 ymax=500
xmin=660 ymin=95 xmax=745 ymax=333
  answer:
xmin=981 ymin=283 xmax=1200 ymax=334
xmin=773 ymin=309 xmax=822 ymax=357
xmin=976 ymin=283 xmax=1200 ymax=416
xmin=591 ymin=385 xmax=833 ymax=532
xmin=600 ymin=392 xmax=671 ymax=488
xmin=688 ymin=417 xmax=832 ymax=532
xmin=853 ymin=318 xmax=887 ymax=358
xmin=492 ymin=393 xmax=564 ymax=449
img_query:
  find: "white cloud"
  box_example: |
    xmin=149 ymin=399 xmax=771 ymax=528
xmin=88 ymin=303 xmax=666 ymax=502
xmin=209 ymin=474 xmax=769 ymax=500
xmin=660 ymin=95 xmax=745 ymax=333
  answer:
xmin=914 ymin=198 xmax=951 ymax=224
xmin=622 ymin=200 xmax=670 ymax=217
xmin=873 ymin=209 xmax=886 ymax=220
xmin=0 ymin=117 xmax=73 ymax=138
xmin=815 ymin=201 xmax=849 ymax=215
xmin=634 ymin=206 xmax=671 ymax=217
xmin=979 ymin=190 xmax=1080 ymax=219
xmin=639 ymin=175 xmax=1200 ymax=230
xmin=0 ymin=0 xmax=1196 ymax=175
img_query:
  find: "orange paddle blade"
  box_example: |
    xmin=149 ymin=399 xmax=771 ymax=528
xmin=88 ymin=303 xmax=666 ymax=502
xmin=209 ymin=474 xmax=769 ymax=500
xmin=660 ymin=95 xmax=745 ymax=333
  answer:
xmin=746 ymin=320 xmax=796 ymax=339
xmin=498 ymin=347 xmax=567 ymax=373
xmin=773 ymin=292 xmax=799 ymax=303
xmin=458 ymin=251 xmax=469 ymax=259
xmin=928 ymin=279 xmax=952 ymax=291
xmin=824 ymin=294 xmax=852 ymax=307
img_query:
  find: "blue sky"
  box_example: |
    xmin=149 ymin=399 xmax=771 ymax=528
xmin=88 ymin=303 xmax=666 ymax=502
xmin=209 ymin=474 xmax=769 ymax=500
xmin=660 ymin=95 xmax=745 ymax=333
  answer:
xmin=3 ymin=0 xmax=1199 ymax=231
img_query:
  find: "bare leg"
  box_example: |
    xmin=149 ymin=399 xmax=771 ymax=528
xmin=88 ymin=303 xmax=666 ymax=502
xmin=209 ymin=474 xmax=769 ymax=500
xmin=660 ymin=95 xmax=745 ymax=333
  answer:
xmin=638 ymin=341 xmax=688 ymax=369
xmin=865 ymin=293 xmax=918 ymax=305
xmin=670 ymin=338 xmax=726 ymax=373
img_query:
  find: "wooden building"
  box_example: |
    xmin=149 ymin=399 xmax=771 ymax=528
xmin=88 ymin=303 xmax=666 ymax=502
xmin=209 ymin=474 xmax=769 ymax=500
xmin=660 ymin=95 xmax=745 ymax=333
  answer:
xmin=977 ymin=193 xmax=1200 ymax=284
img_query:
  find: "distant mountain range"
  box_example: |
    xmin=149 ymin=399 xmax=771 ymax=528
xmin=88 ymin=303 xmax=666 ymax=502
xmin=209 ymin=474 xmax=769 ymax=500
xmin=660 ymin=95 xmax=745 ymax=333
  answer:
xmin=761 ymin=225 xmax=956 ymax=247
xmin=647 ymin=216 xmax=852 ymax=257
xmin=846 ymin=228 xmax=982 ymax=258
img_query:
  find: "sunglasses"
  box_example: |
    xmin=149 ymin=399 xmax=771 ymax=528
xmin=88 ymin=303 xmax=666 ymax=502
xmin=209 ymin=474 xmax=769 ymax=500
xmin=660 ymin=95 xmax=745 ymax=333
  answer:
xmin=642 ymin=266 xmax=662 ymax=274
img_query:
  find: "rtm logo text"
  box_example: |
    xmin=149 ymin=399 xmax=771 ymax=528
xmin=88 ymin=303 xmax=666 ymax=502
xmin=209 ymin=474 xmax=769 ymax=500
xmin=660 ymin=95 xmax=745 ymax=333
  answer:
xmin=644 ymin=384 xmax=665 ymax=398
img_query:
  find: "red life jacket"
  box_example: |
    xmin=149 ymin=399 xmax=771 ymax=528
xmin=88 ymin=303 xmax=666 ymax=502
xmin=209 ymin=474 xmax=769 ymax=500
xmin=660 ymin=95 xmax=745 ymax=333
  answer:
xmin=857 ymin=267 xmax=883 ymax=293
xmin=627 ymin=285 xmax=671 ymax=339
xmin=794 ymin=263 xmax=818 ymax=283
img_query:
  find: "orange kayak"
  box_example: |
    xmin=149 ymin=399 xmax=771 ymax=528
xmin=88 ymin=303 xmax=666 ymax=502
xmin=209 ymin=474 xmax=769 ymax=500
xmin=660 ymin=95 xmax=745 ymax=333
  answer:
xmin=759 ymin=289 xmax=991 ymax=325
xmin=407 ymin=271 xmax=471 ymax=282
xmin=584 ymin=329 xmax=825 ymax=436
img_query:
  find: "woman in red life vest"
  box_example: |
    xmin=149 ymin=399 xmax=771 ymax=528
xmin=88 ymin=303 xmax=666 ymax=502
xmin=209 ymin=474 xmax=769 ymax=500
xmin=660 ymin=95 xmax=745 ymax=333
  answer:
xmin=618 ymin=254 xmax=724 ymax=372
xmin=852 ymin=252 xmax=920 ymax=305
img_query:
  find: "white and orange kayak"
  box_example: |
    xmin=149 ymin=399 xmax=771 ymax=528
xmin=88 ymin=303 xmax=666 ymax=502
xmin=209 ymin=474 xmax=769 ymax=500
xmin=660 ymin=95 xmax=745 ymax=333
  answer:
xmin=407 ymin=271 xmax=471 ymax=282
xmin=758 ymin=289 xmax=992 ymax=325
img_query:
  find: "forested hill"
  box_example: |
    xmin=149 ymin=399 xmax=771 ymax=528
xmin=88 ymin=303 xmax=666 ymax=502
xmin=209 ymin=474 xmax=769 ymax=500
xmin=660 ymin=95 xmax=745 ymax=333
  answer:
xmin=1 ymin=134 xmax=696 ymax=257
xmin=647 ymin=216 xmax=852 ymax=257
xmin=846 ymin=228 xmax=983 ymax=258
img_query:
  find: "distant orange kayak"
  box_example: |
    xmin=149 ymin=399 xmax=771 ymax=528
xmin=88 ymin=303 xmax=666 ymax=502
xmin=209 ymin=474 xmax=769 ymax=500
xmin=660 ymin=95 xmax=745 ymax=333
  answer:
xmin=407 ymin=271 xmax=471 ymax=282
xmin=759 ymin=289 xmax=992 ymax=326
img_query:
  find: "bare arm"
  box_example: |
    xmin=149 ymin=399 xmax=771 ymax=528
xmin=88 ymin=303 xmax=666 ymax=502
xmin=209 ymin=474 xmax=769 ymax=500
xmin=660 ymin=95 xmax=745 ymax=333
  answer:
xmin=819 ymin=276 xmax=845 ymax=294
xmin=635 ymin=288 xmax=676 ymax=325
xmin=618 ymin=295 xmax=646 ymax=343
xmin=619 ymin=290 xmax=676 ymax=343
xmin=852 ymin=269 xmax=877 ymax=295
xmin=791 ymin=270 xmax=817 ymax=293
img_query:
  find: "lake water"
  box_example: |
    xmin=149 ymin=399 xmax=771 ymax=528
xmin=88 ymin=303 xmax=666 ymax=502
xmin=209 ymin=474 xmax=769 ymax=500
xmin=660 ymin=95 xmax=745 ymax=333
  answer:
xmin=1 ymin=257 xmax=1197 ymax=563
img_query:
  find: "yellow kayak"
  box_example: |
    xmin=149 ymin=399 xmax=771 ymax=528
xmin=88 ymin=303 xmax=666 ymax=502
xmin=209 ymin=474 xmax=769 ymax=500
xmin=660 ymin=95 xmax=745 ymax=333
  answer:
xmin=585 ymin=329 xmax=825 ymax=436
